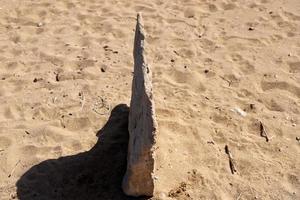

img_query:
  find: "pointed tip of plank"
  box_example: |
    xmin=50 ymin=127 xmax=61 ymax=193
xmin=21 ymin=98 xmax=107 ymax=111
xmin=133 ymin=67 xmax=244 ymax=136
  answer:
xmin=136 ymin=13 xmax=143 ymax=27
xmin=137 ymin=12 xmax=142 ymax=21
xmin=134 ymin=12 xmax=145 ymax=56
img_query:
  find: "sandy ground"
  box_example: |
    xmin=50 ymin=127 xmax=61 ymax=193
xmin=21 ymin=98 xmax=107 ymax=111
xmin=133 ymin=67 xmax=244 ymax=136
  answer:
xmin=0 ymin=0 xmax=299 ymax=199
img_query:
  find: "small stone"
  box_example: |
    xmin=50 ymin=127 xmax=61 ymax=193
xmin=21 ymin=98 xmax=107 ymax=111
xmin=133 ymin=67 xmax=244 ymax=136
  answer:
xmin=159 ymin=192 xmax=167 ymax=199
xmin=10 ymin=193 xmax=16 ymax=199
xmin=192 ymin=169 xmax=197 ymax=175
xmin=248 ymin=27 xmax=254 ymax=31
xmin=33 ymin=78 xmax=42 ymax=82
xmin=231 ymin=107 xmax=247 ymax=117
xmin=55 ymin=73 xmax=59 ymax=82
xmin=100 ymin=65 xmax=107 ymax=72
xmin=170 ymin=59 xmax=175 ymax=63
xmin=296 ymin=137 xmax=300 ymax=142
xmin=37 ymin=22 xmax=43 ymax=27
xmin=204 ymin=69 xmax=209 ymax=73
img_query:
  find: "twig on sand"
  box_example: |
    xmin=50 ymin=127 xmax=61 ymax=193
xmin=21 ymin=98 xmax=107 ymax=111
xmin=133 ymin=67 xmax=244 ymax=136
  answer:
xmin=8 ymin=160 xmax=21 ymax=178
xmin=259 ymin=121 xmax=269 ymax=142
xmin=52 ymin=97 xmax=57 ymax=104
xmin=236 ymin=192 xmax=242 ymax=200
xmin=219 ymin=75 xmax=232 ymax=86
xmin=225 ymin=145 xmax=237 ymax=174
xmin=79 ymin=92 xmax=85 ymax=111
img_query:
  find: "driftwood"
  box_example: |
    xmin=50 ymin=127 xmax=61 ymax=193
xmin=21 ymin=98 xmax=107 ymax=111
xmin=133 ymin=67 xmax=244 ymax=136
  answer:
xmin=259 ymin=121 xmax=269 ymax=142
xmin=122 ymin=13 xmax=157 ymax=197
xmin=225 ymin=145 xmax=237 ymax=174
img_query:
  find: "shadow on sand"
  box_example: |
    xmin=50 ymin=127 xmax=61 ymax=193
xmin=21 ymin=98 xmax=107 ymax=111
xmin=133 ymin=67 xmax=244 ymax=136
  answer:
xmin=16 ymin=104 xmax=150 ymax=200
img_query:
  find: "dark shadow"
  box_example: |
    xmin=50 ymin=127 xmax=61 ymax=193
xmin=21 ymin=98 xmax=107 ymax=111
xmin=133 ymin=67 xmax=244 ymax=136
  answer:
xmin=16 ymin=104 xmax=150 ymax=200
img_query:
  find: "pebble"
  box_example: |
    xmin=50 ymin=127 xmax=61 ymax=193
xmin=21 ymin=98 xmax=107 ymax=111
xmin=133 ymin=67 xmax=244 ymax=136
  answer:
xmin=37 ymin=22 xmax=43 ymax=27
xmin=10 ymin=193 xmax=16 ymax=199
xmin=231 ymin=107 xmax=247 ymax=117
xmin=159 ymin=192 xmax=167 ymax=199
xmin=100 ymin=65 xmax=107 ymax=72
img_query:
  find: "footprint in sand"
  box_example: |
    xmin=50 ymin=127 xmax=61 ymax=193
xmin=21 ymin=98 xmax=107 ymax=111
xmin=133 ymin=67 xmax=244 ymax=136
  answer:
xmin=0 ymin=136 xmax=12 ymax=150
xmin=227 ymin=53 xmax=255 ymax=75
xmin=261 ymin=81 xmax=300 ymax=98
xmin=221 ymin=2 xmax=236 ymax=10
xmin=5 ymin=62 xmax=19 ymax=71
xmin=4 ymin=106 xmax=15 ymax=119
xmin=288 ymin=62 xmax=300 ymax=73
xmin=208 ymin=4 xmax=218 ymax=12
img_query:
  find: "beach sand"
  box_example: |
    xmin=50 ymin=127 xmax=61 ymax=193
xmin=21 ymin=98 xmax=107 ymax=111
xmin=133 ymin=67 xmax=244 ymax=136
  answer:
xmin=0 ymin=0 xmax=299 ymax=199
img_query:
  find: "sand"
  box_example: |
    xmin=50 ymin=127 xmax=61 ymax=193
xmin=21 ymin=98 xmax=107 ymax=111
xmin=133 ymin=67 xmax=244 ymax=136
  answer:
xmin=0 ymin=0 xmax=299 ymax=199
